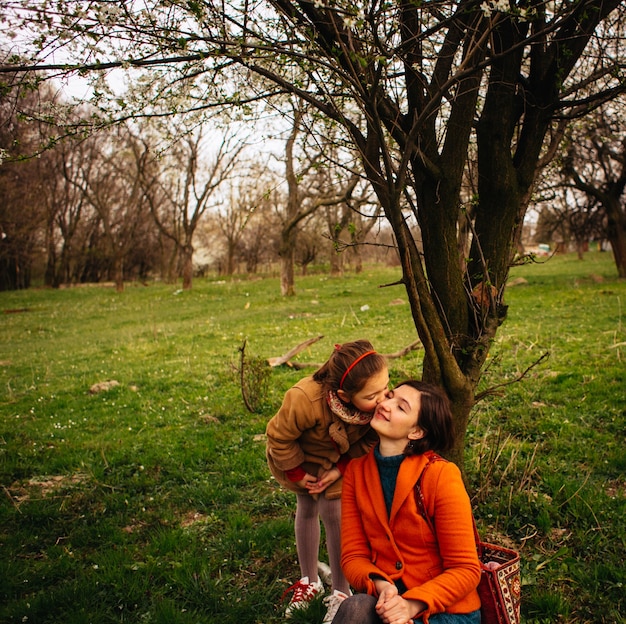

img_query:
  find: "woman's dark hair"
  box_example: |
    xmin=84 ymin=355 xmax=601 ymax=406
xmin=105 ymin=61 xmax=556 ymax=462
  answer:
xmin=313 ymin=339 xmax=387 ymax=396
xmin=396 ymin=380 xmax=455 ymax=455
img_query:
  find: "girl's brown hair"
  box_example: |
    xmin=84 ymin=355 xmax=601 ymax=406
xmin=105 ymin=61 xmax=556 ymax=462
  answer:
xmin=313 ymin=339 xmax=387 ymax=395
xmin=396 ymin=380 xmax=456 ymax=455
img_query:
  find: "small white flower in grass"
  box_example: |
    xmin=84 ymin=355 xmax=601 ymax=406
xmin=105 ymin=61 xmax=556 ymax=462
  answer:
xmin=360 ymin=304 xmax=370 ymax=311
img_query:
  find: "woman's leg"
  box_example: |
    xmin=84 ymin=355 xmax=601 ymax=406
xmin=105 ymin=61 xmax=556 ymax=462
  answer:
xmin=331 ymin=594 xmax=381 ymax=624
xmin=318 ymin=496 xmax=350 ymax=594
xmin=294 ymin=493 xmax=321 ymax=581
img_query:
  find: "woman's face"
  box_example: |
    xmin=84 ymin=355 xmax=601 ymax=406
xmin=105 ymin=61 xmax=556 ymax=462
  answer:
xmin=370 ymin=384 xmax=423 ymax=442
xmin=343 ymin=367 xmax=390 ymax=413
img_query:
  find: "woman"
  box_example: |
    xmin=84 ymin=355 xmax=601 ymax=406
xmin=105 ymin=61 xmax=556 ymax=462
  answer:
xmin=334 ymin=380 xmax=481 ymax=624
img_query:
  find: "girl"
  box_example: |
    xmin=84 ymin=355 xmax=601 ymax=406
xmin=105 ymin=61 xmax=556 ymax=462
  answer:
xmin=266 ymin=340 xmax=389 ymax=623
xmin=334 ymin=380 xmax=481 ymax=624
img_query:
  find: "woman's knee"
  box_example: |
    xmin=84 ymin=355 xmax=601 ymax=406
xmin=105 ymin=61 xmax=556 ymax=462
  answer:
xmin=331 ymin=593 xmax=380 ymax=624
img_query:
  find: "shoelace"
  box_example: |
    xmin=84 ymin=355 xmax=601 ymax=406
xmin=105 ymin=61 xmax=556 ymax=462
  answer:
xmin=322 ymin=593 xmax=346 ymax=623
xmin=281 ymin=579 xmax=319 ymax=604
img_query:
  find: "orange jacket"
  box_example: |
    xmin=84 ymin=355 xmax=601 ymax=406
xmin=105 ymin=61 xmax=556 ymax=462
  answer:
xmin=341 ymin=449 xmax=481 ymax=620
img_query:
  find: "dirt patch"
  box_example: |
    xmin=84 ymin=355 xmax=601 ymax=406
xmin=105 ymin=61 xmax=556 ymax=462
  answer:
xmin=606 ymin=478 xmax=626 ymax=499
xmin=6 ymin=473 xmax=90 ymax=505
xmin=180 ymin=511 xmax=209 ymax=528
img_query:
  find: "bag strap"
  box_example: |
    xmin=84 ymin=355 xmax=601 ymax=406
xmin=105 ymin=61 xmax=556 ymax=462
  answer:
xmin=414 ymin=454 xmax=481 ymax=546
xmin=413 ymin=452 xmax=444 ymax=535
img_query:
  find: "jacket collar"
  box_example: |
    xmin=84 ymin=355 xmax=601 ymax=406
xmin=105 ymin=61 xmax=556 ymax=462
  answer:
xmin=363 ymin=448 xmax=433 ymax=526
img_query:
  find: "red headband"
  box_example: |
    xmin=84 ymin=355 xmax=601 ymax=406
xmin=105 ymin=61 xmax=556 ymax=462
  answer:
xmin=339 ymin=350 xmax=377 ymax=390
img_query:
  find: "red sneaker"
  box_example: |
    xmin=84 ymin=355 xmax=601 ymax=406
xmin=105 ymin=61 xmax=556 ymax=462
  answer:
xmin=282 ymin=576 xmax=324 ymax=616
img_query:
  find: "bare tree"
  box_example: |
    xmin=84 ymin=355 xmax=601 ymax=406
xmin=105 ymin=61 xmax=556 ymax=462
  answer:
xmin=40 ymin=130 xmax=95 ymax=287
xmin=278 ymin=101 xmax=360 ymax=295
xmin=0 ymin=73 xmax=57 ymax=289
xmin=534 ymin=187 xmax=606 ymax=258
xmin=213 ymin=167 xmax=267 ymax=275
xmin=136 ymin=124 xmax=245 ymax=289
xmin=560 ymin=104 xmax=626 ymax=276
xmin=69 ymin=125 xmax=152 ymax=291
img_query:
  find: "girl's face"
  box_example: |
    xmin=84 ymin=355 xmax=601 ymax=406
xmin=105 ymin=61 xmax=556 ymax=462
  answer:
xmin=371 ymin=384 xmax=423 ymax=443
xmin=341 ymin=368 xmax=389 ymax=413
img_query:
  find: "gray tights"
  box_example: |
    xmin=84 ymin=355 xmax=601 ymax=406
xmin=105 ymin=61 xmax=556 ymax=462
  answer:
xmin=295 ymin=493 xmax=350 ymax=594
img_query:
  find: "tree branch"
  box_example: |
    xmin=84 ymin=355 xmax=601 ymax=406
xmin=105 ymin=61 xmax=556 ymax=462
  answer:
xmin=474 ymin=351 xmax=550 ymax=402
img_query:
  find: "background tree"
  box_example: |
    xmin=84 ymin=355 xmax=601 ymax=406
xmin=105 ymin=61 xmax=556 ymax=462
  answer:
xmin=278 ymin=100 xmax=360 ymax=295
xmin=533 ymin=188 xmax=606 ymax=257
xmin=39 ymin=122 xmax=106 ymax=287
xmin=137 ymin=122 xmax=245 ymax=289
xmin=212 ymin=164 xmax=268 ymax=276
xmin=0 ymin=73 xmax=55 ymax=289
xmin=70 ymin=124 xmax=154 ymax=291
xmin=560 ymin=103 xmax=626 ymax=276
xmin=326 ymin=194 xmax=382 ymax=275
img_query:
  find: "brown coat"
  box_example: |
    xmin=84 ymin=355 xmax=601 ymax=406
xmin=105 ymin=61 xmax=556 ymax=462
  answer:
xmin=266 ymin=376 xmax=377 ymax=499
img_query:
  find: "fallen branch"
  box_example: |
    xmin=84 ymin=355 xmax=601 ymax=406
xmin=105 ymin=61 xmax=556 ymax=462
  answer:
xmin=3 ymin=485 xmax=22 ymax=514
xmin=382 ymin=340 xmax=422 ymax=359
xmin=239 ymin=340 xmax=255 ymax=413
xmin=267 ymin=335 xmax=325 ymax=367
xmin=267 ymin=337 xmax=422 ymax=370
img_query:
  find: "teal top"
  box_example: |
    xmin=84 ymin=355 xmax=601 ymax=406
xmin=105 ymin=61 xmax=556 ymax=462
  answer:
xmin=374 ymin=445 xmax=405 ymax=516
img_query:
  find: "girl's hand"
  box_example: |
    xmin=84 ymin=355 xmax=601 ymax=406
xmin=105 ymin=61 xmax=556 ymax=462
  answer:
xmin=306 ymin=467 xmax=341 ymax=494
xmin=295 ymin=473 xmax=319 ymax=489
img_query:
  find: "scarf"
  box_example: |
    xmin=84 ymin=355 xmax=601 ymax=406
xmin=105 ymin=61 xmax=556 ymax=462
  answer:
xmin=327 ymin=390 xmax=373 ymax=425
xmin=326 ymin=389 xmax=373 ymax=454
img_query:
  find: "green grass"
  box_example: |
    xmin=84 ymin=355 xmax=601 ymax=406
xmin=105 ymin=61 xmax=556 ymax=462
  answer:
xmin=1 ymin=254 xmax=625 ymax=623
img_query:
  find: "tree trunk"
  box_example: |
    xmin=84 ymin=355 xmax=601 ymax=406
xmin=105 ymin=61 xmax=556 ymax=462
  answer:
xmin=182 ymin=244 xmax=194 ymax=290
xmin=280 ymin=250 xmax=295 ymax=296
xmin=605 ymin=198 xmax=626 ymax=278
xmin=226 ymin=241 xmax=236 ymax=276
xmin=279 ymin=220 xmax=297 ymax=296
xmin=329 ymin=243 xmax=343 ymax=276
xmin=114 ymin=255 xmax=124 ymax=292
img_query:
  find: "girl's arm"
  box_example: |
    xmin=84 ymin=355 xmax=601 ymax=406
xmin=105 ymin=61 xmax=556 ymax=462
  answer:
xmin=266 ymin=387 xmax=310 ymax=470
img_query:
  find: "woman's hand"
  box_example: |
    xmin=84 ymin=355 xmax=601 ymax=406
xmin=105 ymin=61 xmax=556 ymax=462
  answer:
xmin=306 ymin=467 xmax=341 ymax=494
xmin=375 ymin=582 xmax=426 ymax=624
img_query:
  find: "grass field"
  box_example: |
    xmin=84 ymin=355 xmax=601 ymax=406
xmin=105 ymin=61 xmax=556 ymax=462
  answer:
xmin=1 ymin=252 xmax=625 ymax=623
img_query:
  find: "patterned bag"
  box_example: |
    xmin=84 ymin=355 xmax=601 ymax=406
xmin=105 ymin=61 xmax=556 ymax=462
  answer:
xmin=475 ymin=534 xmax=521 ymax=624
xmin=414 ymin=455 xmax=521 ymax=624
